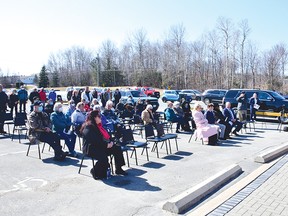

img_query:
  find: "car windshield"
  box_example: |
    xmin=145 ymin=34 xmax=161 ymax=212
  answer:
xmin=270 ymin=91 xmax=285 ymax=100
xmin=193 ymin=90 xmax=201 ymax=94
xmin=165 ymin=91 xmax=176 ymax=94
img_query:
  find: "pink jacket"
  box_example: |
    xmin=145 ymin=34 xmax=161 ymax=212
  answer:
xmin=192 ymin=110 xmax=218 ymax=140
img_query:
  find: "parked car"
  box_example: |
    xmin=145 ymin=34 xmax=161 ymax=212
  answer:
xmin=141 ymin=87 xmax=160 ymax=98
xmin=161 ymin=90 xmax=179 ymax=102
xmin=180 ymin=89 xmax=201 ymax=101
xmin=119 ymin=90 xmax=159 ymax=111
xmin=201 ymin=89 xmax=228 ymax=105
xmin=222 ymin=89 xmax=288 ymax=118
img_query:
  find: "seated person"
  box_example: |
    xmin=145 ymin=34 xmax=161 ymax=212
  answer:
xmin=122 ymin=103 xmax=135 ymax=119
xmin=102 ymin=100 xmax=121 ymax=132
xmin=192 ymin=103 xmax=219 ymax=145
xmin=65 ymin=100 xmax=76 ymax=119
xmin=164 ymin=101 xmax=185 ymax=133
xmin=30 ymin=96 xmax=40 ymax=112
xmin=44 ymin=99 xmax=54 ymax=117
xmin=51 ymin=103 xmax=78 ymax=157
xmin=141 ymin=104 xmax=156 ymax=126
xmin=222 ymin=102 xmax=243 ymax=136
xmin=115 ymin=98 xmax=125 ymax=117
xmin=90 ymin=98 xmax=100 ymax=110
xmin=93 ymin=104 xmax=111 ymax=131
xmin=27 ymin=101 xmax=68 ymax=161
xmin=126 ymin=95 xmax=134 ymax=106
xmin=173 ymin=101 xmax=192 ymax=131
xmin=81 ymin=98 xmax=91 ymax=112
xmin=71 ymin=102 xmax=87 ymax=136
xmin=81 ymin=110 xmax=127 ymax=180
xmin=213 ymin=103 xmax=232 ymax=139
xmin=135 ymin=99 xmax=146 ymax=116
xmin=204 ymin=103 xmax=226 ymax=140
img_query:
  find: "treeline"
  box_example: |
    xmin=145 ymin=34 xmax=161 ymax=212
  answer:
xmin=2 ymin=17 xmax=288 ymax=92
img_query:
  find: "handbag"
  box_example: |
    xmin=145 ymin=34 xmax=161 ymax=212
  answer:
xmin=253 ymin=104 xmax=260 ymax=110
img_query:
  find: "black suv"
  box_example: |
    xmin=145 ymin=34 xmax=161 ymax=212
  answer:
xmin=222 ymin=89 xmax=288 ymax=116
xmin=201 ymin=89 xmax=227 ymax=105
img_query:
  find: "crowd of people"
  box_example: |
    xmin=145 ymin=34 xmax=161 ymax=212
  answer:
xmin=0 ymin=84 xmax=261 ymax=180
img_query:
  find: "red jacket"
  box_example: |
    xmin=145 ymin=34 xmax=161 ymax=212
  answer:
xmin=39 ymin=90 xmax=46 ymax=101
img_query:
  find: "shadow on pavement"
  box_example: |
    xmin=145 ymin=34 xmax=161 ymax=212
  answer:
xmin=175 ymin=151 xmax=193 ymax=156
xmin=42 ymin=157 xmax=80 ymax=167
xmin=162 ymin=155 xmax=183 ymax=160
xmin=103 ymin=168 xmax=162 ymax=191
xmin=142 ymin=161 xmax=165 ymax=169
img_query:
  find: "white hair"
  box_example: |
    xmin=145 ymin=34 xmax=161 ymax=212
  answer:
xmin=53 ymin=102 xmax=62 ymax=112
xmin=93 ymin=105 xmax=101 ymax=111
xmin=146 ymin=104 xmax=153 ymax=110
xmin=105 ymin=100 xmax=114 ymax=109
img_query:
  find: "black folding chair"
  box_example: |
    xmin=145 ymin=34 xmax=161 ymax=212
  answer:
xmin=121 ymin=128 xmax=149 ymax=166
xmin=26 ymin=139 xmax=42 ymax=159
xmin=144 ymin=124 xmax=168 ymax=158
xmin=12 ymin=116 xmax=28 ymax=143
xmin=4 ymin=112 xmax=14 ymax=135
xmin=156 ymin=123 xmax=178 ymax=154
xmin=78 ymin=154 xmax=96 ymax=176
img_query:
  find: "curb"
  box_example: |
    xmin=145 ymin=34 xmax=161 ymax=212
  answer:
xmin=162 ymin=164 xmax=242 ymax=214
xmin=254 ymin=143 xmax=288 ymax=163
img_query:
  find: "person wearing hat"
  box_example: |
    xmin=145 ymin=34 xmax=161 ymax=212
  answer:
xmin=27 ymin=101 xmax=68 ymax=161
xmin=236 ymin=91 xmax=248 ymax=125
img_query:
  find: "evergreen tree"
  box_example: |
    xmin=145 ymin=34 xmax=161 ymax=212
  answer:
xmin=51 ymin=71 xmax=59 ymax=87
xmin=38 ymin=65 xmax=49 ymax=88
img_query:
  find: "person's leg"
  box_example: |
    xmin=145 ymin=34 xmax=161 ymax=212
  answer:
xmin=107 ymin=145 xmax=126 ymax=175
xmin=224 ymin=123 xmax=232 ymax=138
xmin=92 ymin=156 xmax=109 ymax=179
xmin=19 ymin=101 xmax=23 ymax=113
xmin=0 ymin=110 xmax=5 ymax=132
xmin=58 ymin=132 xmax=76 ymax=154
xmin=39 ymin=132 xmax=63 ymax=156
xmin=23 ymin=101 xmax=26 ymax=113
xmin=234 ymin=121 xmax=243 ymax=132
xmin=218 ymin=124 xmax=226 ymax=138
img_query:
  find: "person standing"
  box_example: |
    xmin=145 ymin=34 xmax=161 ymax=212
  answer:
xmin=48 ymin=89 xmax=57 ymax=104
xmin=81 ymin=86 xmax=93 ymax=106
xmin=8 ymin=89 xmax=19 ymax=116
xmin=28 ymin=88 xmax=40 ymax=104
xmin=0 ymin=84 xmax=8 ymax=134
xmin=236 ymin=91 xmax=248 ymax=124
xmin=113 ymin=88 xmax=121 ymax=106
xmin=249 ymin=93 xmax=259 ymax=121
xmin=38 ymin=87 xmax=47 ymax=106
xmin=18 ymin=86 xmax=28 ymax=113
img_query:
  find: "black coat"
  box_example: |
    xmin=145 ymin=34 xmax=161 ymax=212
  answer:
xmin=82 ymin=124 xmax=109 ymax=160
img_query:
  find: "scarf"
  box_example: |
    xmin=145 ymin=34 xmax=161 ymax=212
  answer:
xmin=97 ymin=122 xmax=110 ymax=140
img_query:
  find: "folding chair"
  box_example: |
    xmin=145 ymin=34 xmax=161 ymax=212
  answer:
xmin=121 ymin=128 xmax=149 ymax=165
xmin=78 ymin=154 xmax=96 ymax=175
xmin=156 ymin=123 xmax=178 ymax=154
xmin=145 ymin=124 xmax=168 ymax=158
xmin=26 ymin=139 xmax=42 ymax=159
xmin=4 ymin=112 xmax=14 ymax=135
xmin=12 ymin=116 xmax=28 ymax=143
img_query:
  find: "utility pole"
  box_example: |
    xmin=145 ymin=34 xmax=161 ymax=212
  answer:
xmin=96 ymin=54 xmax=100 ymax=86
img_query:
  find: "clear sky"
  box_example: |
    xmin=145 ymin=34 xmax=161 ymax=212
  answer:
xmin=0 ymin=0 xmax=287 ymax=76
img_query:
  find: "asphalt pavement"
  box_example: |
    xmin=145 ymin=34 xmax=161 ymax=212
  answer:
xmin=0 ymin=101 xmax=287 ymax=216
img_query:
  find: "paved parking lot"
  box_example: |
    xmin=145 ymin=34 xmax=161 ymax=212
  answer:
xmin=0 ymin=115 xmax=287 ymax=216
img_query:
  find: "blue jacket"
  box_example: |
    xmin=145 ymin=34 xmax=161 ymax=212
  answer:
xmin=17 ymin=89 xmax=28 ymax=101
xmin=165 ymin=108 xmax=177 ymax=122
xmin=205 ymin=110 xmax=215 ymax=124
xmin=222 ymin=108 xmax=236 ymax=122
xmin=48 ymin=91 xmax=57 ymax=102
xmin=50 ymin=111 xmax=72 ymax=133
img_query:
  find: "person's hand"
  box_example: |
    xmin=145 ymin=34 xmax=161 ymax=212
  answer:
xmin=45 ymin=127 xmax=51 ymax=133
xmin=107 ymin=142 xmax=113 ymax=148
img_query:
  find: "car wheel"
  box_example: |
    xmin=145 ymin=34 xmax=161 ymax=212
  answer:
xmin=196 ymin=96 xmax=201 ymax=101
xmin=204 ymin=98 xmax=211 ymax=105
xmin=162 ymin=97 xmax=167 ymax=102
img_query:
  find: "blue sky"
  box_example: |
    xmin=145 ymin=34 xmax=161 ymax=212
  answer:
xmin=0 ymin=0 xmax=287 ymax=76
